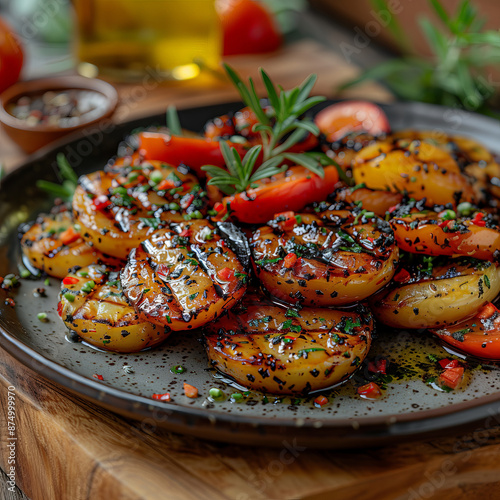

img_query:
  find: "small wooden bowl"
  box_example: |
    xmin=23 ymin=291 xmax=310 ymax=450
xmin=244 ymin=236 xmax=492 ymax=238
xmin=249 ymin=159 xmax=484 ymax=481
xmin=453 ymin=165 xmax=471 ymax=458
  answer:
xmin=0 ymin=76 xmax=118 ymax=154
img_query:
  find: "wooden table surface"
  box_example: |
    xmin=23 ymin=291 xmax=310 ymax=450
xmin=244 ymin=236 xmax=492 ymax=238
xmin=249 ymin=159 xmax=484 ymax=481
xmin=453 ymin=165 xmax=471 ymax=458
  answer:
xmin=2 ymin=20 xmax=500 ymax=500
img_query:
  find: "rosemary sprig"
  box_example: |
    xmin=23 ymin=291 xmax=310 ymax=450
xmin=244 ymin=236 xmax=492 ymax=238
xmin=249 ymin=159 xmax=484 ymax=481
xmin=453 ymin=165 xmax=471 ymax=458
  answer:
xmin=343 ymin=0 xmax=500 ymax=114
xmin=36 ymin=153 xmax=78 ymax=201
xmin=203 ymin=143 xmax=286 ymax=195
xmin=202 ymin=65 xmax=331 ymax=193
xmin=166 ymin=105 xmax=182 ymax=136
xmin=223 ymin=64 xmax=326 ymax=165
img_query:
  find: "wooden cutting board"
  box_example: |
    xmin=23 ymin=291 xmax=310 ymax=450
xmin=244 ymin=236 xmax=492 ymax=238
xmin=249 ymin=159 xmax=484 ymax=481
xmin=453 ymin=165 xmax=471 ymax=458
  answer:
xmin=2 ymin=39 xmax=500 ymax=500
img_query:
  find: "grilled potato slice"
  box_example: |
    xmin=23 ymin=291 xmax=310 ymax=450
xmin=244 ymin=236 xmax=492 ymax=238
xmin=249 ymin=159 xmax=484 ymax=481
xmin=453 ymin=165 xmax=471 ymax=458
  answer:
xmin=251 ymin=210 xmax=398 ymax=307
xmin=371 ymin=258 xmax=500 ymax=329
xmin=60 ymin=264 xmax=170 ymax=352
xmin=204 ymin=293 xmax=374 ymax=394
xmin=390 ymin=130 xmax=500 ymax=202
xmin=352 ymin=138 xmax=475 ymax=206
xmin=20 ymin=211 xmax=118 ymax=279
xmin=73 ymin=160 xmax=207 ymax=259
xmin=121 ymin=219 xmax=248 ymax=331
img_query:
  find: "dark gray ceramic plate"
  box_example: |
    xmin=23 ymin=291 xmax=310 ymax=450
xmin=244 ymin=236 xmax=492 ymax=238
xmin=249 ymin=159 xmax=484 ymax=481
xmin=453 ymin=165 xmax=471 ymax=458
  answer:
xmin=2 ymin=100 xmax=500 ymax=449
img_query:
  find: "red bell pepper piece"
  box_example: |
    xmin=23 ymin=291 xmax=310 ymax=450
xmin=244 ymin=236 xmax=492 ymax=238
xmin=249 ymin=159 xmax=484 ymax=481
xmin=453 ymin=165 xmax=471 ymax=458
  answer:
xmin=438 ymin=358 xmax=460 ymax=370
xmin=438 ymin=366 xmax=464 ymax=390
xmin=357 ymin=382 xmax=383 ymax=399
xmin=139 ymin=132 xmax=249 ymax=179
xmin=314 ymin=395 xmax=329 ymax=407
xmin=218 ymin=267 xmax=235 ymax=281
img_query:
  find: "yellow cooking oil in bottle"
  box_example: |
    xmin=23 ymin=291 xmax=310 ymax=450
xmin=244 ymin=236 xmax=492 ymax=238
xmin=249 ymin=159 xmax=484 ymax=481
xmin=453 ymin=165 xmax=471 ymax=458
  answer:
xmin=74 ymin=0 xmax=221 ymax=81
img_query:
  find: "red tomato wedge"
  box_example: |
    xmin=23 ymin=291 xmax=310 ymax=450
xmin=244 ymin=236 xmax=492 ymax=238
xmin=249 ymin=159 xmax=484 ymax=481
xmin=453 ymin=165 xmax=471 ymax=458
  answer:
xmin=138 ymin=132 xmax=249 ymax=179
xmin=314 ymin=101 xmax=390 ymax=142
xmin=431 ymin=302 xmax=500 ymax=360
xmin=217 ymin=0 xmax=282 ymax=56
xmin=0 ymin=17 xmax=23 ymax=94
xmin=220 ymin=165 xmax=339 ymax=224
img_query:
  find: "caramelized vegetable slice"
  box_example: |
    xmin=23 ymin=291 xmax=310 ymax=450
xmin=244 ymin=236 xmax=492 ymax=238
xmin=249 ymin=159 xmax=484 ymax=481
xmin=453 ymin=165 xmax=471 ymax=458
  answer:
xmin=20 ymin=211 xmax=119 ymax=279
xmin=331 ymin=185 xmax=403 ymax=217
xmin=204 ymin=293 xmax=373 ymax=394
xmin=59 ymin=264 xmax=169 ymax=352
xmin=390 ymin=209 xmax=500 ymax=261
xmin=73 ymin=161 xmax=207 ymax=259
xmin=352 ymin=139 xmax=475 ymax=206
xmin=431 ymin=302 xmax=500 ymax=360
xmin=390 ymin=130 xmax=500 ymax=202
xmin=251 ymin=210 xmax=398 ymax=306
xmin=121 ymin=220 xmax=248 ymax=330
xmin=371 ymin=259 xmax=500 ymax=329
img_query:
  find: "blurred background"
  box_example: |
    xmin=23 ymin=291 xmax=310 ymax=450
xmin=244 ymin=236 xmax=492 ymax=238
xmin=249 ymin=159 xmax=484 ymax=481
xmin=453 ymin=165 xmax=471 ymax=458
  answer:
xmin=1 ymin=0 xmax=500 ymax=125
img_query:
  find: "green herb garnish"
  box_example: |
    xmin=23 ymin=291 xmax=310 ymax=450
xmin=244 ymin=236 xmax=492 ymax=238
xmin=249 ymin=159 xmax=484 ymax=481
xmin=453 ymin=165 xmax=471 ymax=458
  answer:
xmin=202 ymin=65 xmax=331 ymax=193
xmin=343 ymin=0 xmax=500 ymax=115
xmin=166 ymin=105 xmax=182 ymax=136
xmin=203 ymin=143 xmax=286 ymax=195
xmin=37 ymin=153 xmax=78 ymax=201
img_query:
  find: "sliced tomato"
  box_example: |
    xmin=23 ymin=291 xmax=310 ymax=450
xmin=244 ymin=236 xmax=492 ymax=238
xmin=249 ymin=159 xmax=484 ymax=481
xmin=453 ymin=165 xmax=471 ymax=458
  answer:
xmin=0 ymin=17 xmax=23 ymax=94
xmin=431 ymin=302 xmax=500 ymax=360
xmin=138 ymin=132 xmax=249 ymax=179
xmin=314 ymin=101 xmax=390 ymax=143
xmin=221 ymin=165 xmax=339 ymax=224
xmin=217 ymin=0 xmax=282 ymax=56
xmin=390 ymin=210 xmax=500 ymax=260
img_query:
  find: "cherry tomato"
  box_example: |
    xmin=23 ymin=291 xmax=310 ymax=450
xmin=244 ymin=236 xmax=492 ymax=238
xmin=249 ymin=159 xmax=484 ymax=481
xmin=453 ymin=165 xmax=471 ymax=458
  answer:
xmin=0 ymin=17 xmax=23 ymax=94
xmin=431 ymin=302 xmax=500 ymax=360
xmin=138 ymin=131 xmax=249 ymax=179
xmin=314 ymin=101 xmax=390 ymax=143
xmin=221 ymin=165 xmax=339 ymax=224
xmin=217 ymin=0 xmax=282 ymax=56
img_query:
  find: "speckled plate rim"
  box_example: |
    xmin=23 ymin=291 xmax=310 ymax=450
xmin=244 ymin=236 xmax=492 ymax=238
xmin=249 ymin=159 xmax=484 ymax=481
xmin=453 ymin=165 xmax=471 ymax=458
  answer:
xmin=2 ymin=100 xmax=500 ymax=448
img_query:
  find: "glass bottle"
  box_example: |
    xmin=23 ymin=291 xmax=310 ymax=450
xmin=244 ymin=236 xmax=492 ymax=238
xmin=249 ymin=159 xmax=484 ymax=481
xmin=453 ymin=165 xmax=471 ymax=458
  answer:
xmin=74 ymin=0 xmax=221 ymax=82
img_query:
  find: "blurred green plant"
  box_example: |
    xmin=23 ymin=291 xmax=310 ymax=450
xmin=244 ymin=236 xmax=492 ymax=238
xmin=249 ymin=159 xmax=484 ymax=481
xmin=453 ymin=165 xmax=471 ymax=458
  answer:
xmin=10 ymin=0 xmax=72 ymax=44
xmin=261 ymin=0 xmax=307 ymax=35
xmin=343 ymin=0 xmax=500 ymax=115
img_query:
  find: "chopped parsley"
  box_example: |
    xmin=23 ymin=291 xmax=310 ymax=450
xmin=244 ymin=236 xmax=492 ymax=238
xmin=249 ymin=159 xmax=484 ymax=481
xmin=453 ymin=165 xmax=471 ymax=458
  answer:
xmin=342 ymin=317 xmax=361 ymax=334
xmin=139 ymin=217 xmax=161 ymax=229
xmin=248 ymin=316 xmax=272 ymax=328
xmin=255 ymin=256 xmax=283 ymax=266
